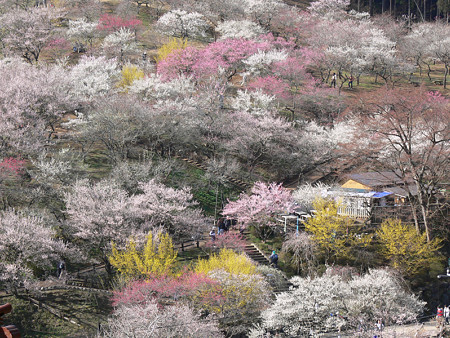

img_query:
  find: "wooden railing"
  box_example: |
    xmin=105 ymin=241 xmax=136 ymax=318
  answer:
xmin=337 ymin=206 xmax=370 ymax=219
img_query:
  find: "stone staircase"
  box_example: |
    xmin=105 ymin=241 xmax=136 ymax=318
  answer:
xmin=243 ymin=243 xmax=293 ymax=294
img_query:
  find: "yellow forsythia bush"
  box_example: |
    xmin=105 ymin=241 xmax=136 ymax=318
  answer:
xmin=117 ymin=64 xmax=144 ymax=90
xmin=377 ymin=218 xmax=442 ymax=276
xmin=195 ymin=248 xmax=256 ymax=276
xmin=154 ymin=37 xmax=188 ymax=64
xmin=109 ymin=231 xmax=178 ymax=279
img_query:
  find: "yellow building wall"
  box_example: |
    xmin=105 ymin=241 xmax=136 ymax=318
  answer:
xmin=341 ymin=179 xmax=371 ymax=190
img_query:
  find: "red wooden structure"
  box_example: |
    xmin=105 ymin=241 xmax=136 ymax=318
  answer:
xmin=0 ymin=303 xmax=20 ymax=338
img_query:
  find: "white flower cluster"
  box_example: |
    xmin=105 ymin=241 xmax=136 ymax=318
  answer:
xmin=230 ymin=89 xmax=275 ymax=115
xmin=69 ymin=56 xmax=120 ymax=99
xmin=129 ymin=74 xmax=195 ymax=101
xmin=242 ymin=49 xmax=288 ymax=78
xmin=156 ymin=9 xmax=210 ymax=39
xmin=216 ymin=20 xmax=266 ymax=40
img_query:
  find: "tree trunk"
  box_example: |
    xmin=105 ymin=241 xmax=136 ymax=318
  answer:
xmin=444 ymin=64 xmax=448 ymax=89
xmin=423 ymin=0 xmax=426 ymax=21
xmin=407 ymin=195 xmax=421 ymax=233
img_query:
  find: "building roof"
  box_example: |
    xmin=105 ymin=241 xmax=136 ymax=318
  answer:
xmin=345 ymin=171 xmax=413 ymax=188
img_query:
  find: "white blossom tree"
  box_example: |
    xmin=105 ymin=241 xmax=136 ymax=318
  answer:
xmin=0 ymin=58 xmax=76 ymax=156
xmin=101 ymin=28 xmax=137 ymax=62
xmin=68 ymin=56 xmax=120 ymax=101
xmin=216 ymin=20 xmax=266 ymax=40
xmin=66 ymin=18 xmax=98 ymax=51
xmin=156 ymin=10 xmax=210 ymax=39
xmin=0 ymin=7 xmax=62 ymax=63
xmin=64 ymin=178 xmax=210 ymax=272
xmin=99 ymin=300 xmax=223 ymax=338
xmin=251 ymin=268 xmax=425 ymax=337
xmin=0 ymin=209 xmax=77 ymax=292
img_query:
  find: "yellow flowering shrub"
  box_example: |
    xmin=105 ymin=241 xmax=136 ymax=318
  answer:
xmin=305 ymin=198 xmax=372 ymax=263
xmin=109 ymin=231 xmax=177 ymax=279
xmin=195 ymin=248 xmax=256 ymax=276
xmin=154 ymin=37 xmax=188 ymax=64
xmin=377 ymin=218 xmax=442 ymax=276
xmin=117 ymin=64 xmax=144 ymax=91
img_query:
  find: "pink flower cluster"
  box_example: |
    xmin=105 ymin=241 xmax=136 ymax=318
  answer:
xmin=97 ymin=14 xmax=142 ymax=32
xmin=0 ymin=157 xmax=25 ymax=177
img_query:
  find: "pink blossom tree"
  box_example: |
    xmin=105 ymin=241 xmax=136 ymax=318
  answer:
xmin=223 ymin=181 xmax=294 ymax=238
xmin=112 ymin=271 xmax=223 ymax=309
xmin=97 ymin=14 xmax=142 ymax=33
xmin=345 ymin=87 xmax=450 ymax=240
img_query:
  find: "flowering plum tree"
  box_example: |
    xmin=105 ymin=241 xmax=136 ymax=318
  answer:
xmin=0 ymin=7 xmax=62 ymax=63
xmin=0 ymin=58 xmax=75 ymax=155
xmin=101 ymin=28 xmax=137 ymax=62
xmin=251 ymin=268 xmax=425 ymax=337
xmin=64 ymin=178 xmax=210 ymax=271
xmin=216 ymin=20 xmax=266 ymax=40
xmin=347 ymin=87 xmax=450 ymax=240
xmin=157 ymin=38 xmax=272 ymax=80
xmin=156 ymin=10 xmax=210 ymax=39
xmin=97 ymin=14 xmax=142 ymax=33
xmin=0 ymin=209 xmax=77 ymax=292
xmin=112 ymin=271 xmax=222 ymax=309
xmin=68 ymin=56 xmax=120 ymax=101
xmin=66 ymin=18 xmax=98 ymax=51
xmin=222 ymin=182 xmax=294 ymax=236
xmin=100 ymin=300 xmax=223 ymax=338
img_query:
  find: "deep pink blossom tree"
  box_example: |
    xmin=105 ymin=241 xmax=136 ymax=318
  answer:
xmin=112 ymin=271 xmax=223 ymax=308
xmin=97 ymin=14 xmax=142 ymax=33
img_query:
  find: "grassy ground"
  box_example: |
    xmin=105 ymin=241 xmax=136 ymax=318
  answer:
xmin=1 ymin=290 xmax=111 ymax=337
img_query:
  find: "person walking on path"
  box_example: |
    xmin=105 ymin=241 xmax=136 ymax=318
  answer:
xmin=444 ymin=305 xmax=450 ymax=324
xmin=57 ymin=260 xmax=65 ymax=279
xmin=330 ymin=73 xmax=337 ymax=88
xmin=209 ymin=228 xmax=216 ymax=242
xmin=348 ymin=75 xmax=354 ymax=89
xmin=436 ymin=305 xmax=444 ymax=328
xmin=269 ymin=250 xmax=278 ymax=268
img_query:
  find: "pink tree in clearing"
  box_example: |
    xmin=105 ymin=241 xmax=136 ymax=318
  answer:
xmin=248 ymin=75 xmax=290 ymax=101
xmin=97 ymin=14 xmax=142 ymax=33
xmin=157 ymin=38 xmax=272 ymax=81
xmin=113 ymin=271 xmax=223 ymax=309
xmin=222 ymin=182 xmax=294 ymax=238
xmin=205 ymin=231 xmax=247 ymax=252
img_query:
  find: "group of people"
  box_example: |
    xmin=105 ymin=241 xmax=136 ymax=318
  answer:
xmin=209 ymin=218 xmax=233 ymax=241
xmin=436 ymin=305 xmax=450 ymax=328
xmin=330 ymin=72 xmax=354 ymax=89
